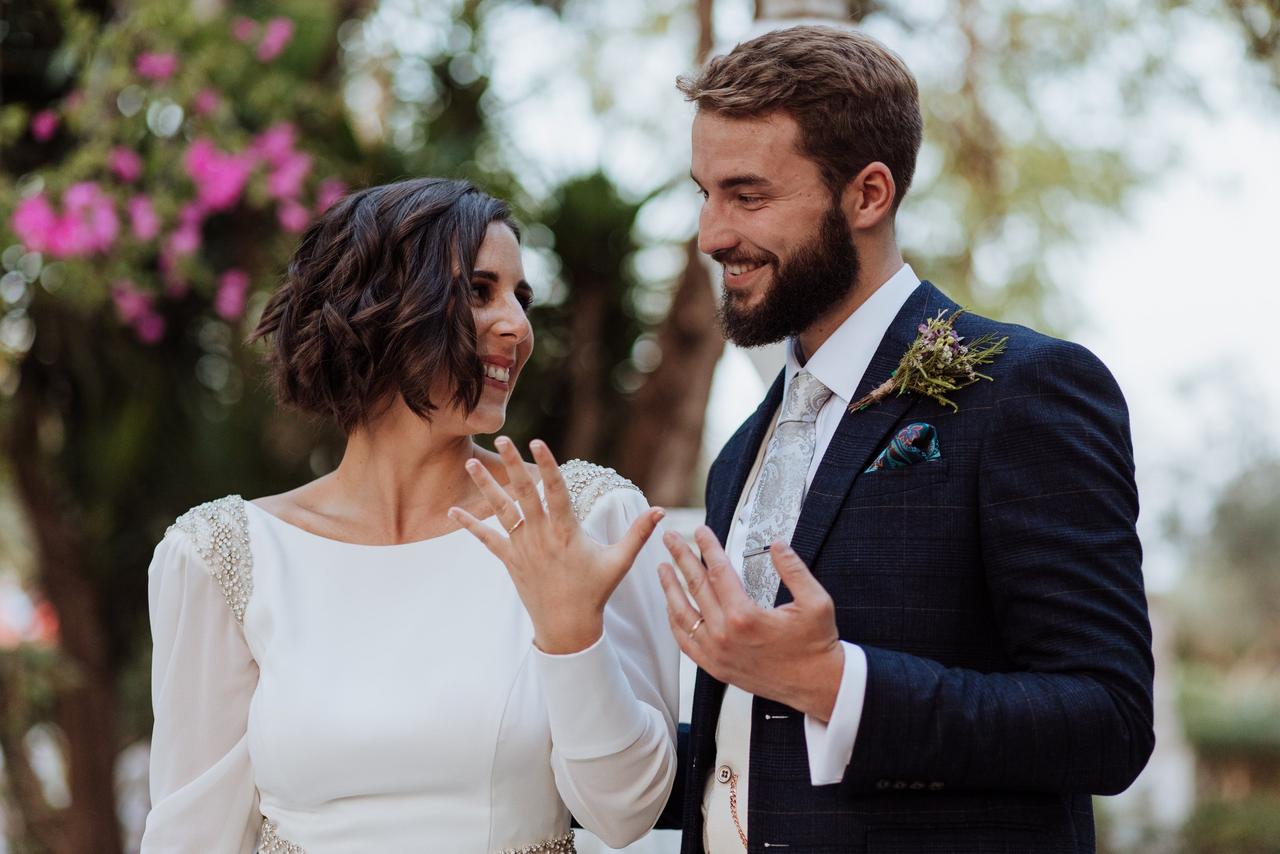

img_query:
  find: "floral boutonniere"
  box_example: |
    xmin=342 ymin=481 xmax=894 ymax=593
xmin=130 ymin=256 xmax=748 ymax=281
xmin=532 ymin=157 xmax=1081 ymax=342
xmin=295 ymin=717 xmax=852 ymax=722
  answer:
xmin=849 ymin=309 xmax=1008 ymax=413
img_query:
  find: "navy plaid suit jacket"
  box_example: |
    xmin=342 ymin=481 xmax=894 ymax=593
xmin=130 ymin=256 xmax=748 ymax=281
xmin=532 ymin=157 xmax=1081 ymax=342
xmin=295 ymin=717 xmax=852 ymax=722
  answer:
xmin=678 ymin=282 xmax=1154 ymax=853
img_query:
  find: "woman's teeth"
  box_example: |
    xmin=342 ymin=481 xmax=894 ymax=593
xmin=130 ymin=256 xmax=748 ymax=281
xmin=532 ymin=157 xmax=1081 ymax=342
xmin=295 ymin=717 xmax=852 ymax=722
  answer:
xmin=483 ymin=363 xmax=511 ymax=383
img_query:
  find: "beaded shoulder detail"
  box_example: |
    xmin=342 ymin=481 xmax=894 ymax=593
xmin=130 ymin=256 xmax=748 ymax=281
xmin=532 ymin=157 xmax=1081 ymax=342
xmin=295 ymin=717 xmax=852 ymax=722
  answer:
xmin=557 ymin=460 xmax=641 ymax=521
xmin=167 ymin=495 xmax=253 ymax=625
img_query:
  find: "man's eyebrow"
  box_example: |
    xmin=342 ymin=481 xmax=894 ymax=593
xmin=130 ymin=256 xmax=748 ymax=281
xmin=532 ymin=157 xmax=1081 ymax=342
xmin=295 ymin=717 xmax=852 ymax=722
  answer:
xmin=689 ymin=171 xmax=775 ymax=191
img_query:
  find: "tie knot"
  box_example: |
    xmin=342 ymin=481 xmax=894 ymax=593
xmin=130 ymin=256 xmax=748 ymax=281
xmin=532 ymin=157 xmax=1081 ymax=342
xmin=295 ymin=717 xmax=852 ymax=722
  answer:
xmin=780 ymin=370 xmax=832 ymax=424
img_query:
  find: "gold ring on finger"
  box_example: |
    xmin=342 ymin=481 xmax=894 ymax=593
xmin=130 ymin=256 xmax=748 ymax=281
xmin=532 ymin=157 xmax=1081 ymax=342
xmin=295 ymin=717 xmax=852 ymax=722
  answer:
xmin=506 ymin=516 xmax=525 ymax=536
xmin=688 ymin=617 xmax=705 ymax=639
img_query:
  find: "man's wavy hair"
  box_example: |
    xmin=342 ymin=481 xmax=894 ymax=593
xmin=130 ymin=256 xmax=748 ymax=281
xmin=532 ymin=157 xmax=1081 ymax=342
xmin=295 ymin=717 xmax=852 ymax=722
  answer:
xmin=677 ymin=25 xmax=922 ymax=209
xmin=252 ymin=177 xmax=519 ymax=433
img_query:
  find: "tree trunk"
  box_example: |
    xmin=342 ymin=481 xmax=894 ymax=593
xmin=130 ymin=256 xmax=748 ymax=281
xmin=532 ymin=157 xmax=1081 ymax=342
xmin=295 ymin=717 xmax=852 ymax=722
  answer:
xmin=619 ymin=243 xmax=722 ymax=506
xmin=5 ymin=359 xmax=123 ymax=854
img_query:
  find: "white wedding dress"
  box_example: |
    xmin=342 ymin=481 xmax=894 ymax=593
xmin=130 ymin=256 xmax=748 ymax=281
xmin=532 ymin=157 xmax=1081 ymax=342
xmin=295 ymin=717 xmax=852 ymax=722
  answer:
xmin=141 ymin=461 xmax=679 ymax=854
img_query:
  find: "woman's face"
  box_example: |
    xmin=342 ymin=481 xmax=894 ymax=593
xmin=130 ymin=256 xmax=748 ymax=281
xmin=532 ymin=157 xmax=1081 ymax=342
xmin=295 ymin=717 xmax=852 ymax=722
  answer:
xmin=461 ymin=221 xmax=534 ymax=435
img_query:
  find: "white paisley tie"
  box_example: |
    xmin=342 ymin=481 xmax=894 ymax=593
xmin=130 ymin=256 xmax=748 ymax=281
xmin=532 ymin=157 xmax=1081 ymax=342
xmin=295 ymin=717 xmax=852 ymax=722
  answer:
xmin=741 ymin=370 xmax=833 ymax=607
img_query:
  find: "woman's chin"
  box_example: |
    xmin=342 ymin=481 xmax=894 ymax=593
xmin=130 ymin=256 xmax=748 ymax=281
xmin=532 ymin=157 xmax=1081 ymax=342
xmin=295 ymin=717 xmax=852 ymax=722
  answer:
xmin=467 ymin=407 xmax=507 ymax=437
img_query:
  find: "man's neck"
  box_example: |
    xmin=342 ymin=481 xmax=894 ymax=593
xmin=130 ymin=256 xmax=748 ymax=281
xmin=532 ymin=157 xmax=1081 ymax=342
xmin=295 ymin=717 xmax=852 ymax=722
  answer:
xmin=796 ymin=248 xmax=905 ymax=360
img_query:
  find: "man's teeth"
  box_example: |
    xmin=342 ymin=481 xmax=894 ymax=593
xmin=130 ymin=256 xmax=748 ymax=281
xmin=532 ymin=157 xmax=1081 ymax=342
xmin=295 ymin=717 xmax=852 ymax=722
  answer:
xmin=483 ymin=364 xmax=511 ymax=383
xmin=725 ymin=261 xmax=765 ymax=276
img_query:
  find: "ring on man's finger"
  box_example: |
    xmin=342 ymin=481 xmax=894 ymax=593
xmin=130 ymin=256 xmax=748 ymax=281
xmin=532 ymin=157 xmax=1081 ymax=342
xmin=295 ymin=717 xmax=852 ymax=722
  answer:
xmin=506 ymin=516 xmax=525 ymax=536
xmin=688 ymin=617 xmax=705 ymax=639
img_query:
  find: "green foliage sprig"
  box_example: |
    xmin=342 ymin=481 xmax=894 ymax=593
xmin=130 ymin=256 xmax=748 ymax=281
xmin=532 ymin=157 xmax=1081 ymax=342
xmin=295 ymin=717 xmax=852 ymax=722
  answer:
xmin=850 ymin=308 xmax=1008 ymax=413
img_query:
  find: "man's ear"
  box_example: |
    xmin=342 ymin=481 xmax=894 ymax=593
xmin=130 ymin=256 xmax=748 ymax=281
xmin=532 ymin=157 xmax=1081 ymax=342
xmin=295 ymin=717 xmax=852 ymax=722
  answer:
xmin=840 ymin=161 xmax=897 ymax=231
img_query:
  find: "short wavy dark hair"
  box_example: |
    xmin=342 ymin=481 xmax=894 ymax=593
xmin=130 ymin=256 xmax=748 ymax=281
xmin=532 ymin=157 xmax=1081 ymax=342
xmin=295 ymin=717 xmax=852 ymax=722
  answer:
xmin=252 ymin=177 xmax=519 ymax=433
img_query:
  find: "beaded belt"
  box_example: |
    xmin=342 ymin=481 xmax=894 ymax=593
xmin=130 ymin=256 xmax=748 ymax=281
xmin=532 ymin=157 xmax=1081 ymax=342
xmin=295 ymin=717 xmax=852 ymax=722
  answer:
xmin=498 ymin=829 xmax=575 ymax=854
xmin=258 ymin=820 xmax=574 ymax=853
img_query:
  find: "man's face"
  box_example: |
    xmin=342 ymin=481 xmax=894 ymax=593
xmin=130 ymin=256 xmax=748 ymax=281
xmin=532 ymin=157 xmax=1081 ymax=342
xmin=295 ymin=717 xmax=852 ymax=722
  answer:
xmin=691 ymin=110 xmax=859 ymax=347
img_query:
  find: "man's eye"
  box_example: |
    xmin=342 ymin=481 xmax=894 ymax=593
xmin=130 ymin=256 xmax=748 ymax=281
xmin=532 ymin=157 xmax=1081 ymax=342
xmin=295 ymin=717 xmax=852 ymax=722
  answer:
xmin=739 ymin=195 xmax=763 ymax=205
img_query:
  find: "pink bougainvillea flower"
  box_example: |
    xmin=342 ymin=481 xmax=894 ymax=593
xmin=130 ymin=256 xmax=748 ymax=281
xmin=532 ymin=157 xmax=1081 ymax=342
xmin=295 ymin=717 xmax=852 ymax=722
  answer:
xmin=31 ymin=109 xmax=59 ymax=141
xmin=257 ymin=17 xmax=296 ymax=61
xmin=277 ymin=199 xmax=311 ymax=233
xmin=267 ymin=151 xmax=312 ymax=200
xmin=250 ymin=123 xmax=297 ymax=166
xmin=184 ymin=139 xmax=252 ymax=212
xmin=134 ymin=311 xmax=166 ymax=344
xmin=12 ymin=194 xmax=59 ymax=252
xmin=214 ymin=268 xmax=251 ymax=320
xmin=167 ymin=224 xmax=201 ymax=257
xmin=109 ymin=147 xmax=144 ymax=182
xmin=62 ymin=182 xmax=120 ymax=253
xmin=127 ymin=195 xmax=161 ymax=241
xmin=315 ymin=178 xmax=348 ymax=213
xmin=232 ymin=16 xmax=259 ymax=43
xmin=135 ymin=52 xmax=180 ymax=82
xmin=192 ymin=88 xmax=221 ymax=117
xmin=112 ymin=280 xmax=153 ymax=324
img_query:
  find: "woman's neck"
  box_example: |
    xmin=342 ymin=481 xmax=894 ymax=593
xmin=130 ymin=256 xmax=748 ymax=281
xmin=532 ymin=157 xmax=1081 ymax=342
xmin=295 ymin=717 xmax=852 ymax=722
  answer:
xmin=309 ymin=407 xmax=493 ymax=543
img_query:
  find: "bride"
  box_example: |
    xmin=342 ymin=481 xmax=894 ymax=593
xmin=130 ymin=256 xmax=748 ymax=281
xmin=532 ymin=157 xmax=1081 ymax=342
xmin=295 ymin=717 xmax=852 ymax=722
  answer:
xmin=142 ymin=178 xmax=679 ymax=852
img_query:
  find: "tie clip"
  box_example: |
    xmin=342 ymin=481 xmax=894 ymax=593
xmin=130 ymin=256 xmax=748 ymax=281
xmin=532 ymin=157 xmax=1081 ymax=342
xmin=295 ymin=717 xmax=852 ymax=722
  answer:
xmin=743 ymin=546 xmax=771 ymax=559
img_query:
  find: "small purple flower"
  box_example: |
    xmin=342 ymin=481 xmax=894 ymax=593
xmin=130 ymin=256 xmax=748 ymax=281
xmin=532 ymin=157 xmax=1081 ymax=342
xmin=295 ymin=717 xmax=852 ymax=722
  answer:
xmin=31 ymin=110 xmax=59 ymax=141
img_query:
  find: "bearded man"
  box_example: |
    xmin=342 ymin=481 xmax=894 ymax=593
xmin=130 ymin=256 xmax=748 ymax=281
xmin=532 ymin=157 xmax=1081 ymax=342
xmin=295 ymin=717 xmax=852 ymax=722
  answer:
xmin=657 ymin=25 xmax=1155 ymax=854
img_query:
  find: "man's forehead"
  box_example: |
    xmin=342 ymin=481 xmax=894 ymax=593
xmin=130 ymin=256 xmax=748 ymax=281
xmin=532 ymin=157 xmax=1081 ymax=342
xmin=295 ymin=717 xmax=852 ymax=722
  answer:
xmin=691 ymin=111 xmax=803 ymax=182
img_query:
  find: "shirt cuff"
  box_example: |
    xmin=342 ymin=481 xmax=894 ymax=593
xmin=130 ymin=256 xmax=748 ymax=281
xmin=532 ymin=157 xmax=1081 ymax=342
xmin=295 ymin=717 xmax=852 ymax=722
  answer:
xmin=802 ymin=642 xmax=868 ymax=786
xmin=532 ymin=631 xmax=648 ymax=761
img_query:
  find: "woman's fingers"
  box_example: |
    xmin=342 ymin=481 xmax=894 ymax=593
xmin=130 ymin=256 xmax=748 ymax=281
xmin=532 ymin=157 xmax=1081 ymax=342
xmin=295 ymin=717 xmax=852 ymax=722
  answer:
xmin=464 ymin=458 xmax=523 ymax=531
xmin=495 ymin=437 xmax=546 ymax=525
xmin=529 ymin=440 xmax=575 ymax=524
xmin=448 ymin=507 xmax=510 ymax=561
xmin=603 ymin=507 xmax=666 ymax=587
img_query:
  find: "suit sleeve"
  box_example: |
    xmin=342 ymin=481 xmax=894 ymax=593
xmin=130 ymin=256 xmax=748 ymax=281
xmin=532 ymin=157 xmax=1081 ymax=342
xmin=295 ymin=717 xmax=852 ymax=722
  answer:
xmin=842 ymin=340 xmax=1155 ymax=795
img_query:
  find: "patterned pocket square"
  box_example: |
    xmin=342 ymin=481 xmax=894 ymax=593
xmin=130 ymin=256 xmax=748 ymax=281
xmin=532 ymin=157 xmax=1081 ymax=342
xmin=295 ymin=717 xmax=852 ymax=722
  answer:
xmin=865 ymin=422 xmax=941 ymax=473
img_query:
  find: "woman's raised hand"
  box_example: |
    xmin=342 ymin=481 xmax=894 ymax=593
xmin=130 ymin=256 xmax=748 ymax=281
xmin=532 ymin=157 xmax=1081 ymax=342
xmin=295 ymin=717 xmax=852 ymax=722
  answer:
xmin=449 ymin=437 xmax=665 ymax=654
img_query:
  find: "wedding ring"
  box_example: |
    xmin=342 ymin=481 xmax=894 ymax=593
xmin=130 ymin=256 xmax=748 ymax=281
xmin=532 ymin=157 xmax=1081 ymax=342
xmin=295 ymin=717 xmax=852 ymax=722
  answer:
xmin=506 ymin=516 xmax=525 ymax=536
xmin=688 ymin=617 xmax=705 ymax=639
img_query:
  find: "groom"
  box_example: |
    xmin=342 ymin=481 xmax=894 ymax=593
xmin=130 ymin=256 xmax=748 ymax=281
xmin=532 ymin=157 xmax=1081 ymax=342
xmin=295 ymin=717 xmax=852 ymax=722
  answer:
xmin=656 ymin=25 xmax=1154 ymax=853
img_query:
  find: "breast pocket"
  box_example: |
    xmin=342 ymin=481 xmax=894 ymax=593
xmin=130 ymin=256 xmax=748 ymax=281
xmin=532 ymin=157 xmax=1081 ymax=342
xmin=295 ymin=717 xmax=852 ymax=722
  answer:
xmin=850 ymin=460 xmax=950 ymax=505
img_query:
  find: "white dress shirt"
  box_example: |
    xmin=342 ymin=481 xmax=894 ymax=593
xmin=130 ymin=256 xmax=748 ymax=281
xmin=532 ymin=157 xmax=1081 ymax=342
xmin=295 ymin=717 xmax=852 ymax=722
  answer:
xmin=703 ymin=264 xmax=921 ymax=851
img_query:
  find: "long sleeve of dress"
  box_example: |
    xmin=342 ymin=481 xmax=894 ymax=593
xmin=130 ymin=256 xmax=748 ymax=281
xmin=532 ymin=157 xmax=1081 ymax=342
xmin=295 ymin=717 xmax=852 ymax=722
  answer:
xmin=532 ymin=486 xmax=681 ymax=848
xmin=142 ymin=527 xmax=261 ymax=854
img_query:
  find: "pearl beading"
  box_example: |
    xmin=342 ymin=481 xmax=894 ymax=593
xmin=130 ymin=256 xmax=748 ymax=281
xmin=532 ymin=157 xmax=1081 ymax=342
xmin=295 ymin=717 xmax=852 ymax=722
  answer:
xmin=559 ymin=460 xmax=640 ymax=520
xmin=498 ymin=829 xmax=576 ymax=854
xmin=169 ymin=494 xmax=252 ymax=624
xmin=257 ymin=819 xmax=304 ymax=852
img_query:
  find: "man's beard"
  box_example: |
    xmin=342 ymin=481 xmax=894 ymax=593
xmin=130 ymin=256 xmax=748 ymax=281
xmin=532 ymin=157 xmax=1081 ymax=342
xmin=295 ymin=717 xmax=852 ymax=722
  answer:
xmin=716 ymin=204 xmax=859 ymax=348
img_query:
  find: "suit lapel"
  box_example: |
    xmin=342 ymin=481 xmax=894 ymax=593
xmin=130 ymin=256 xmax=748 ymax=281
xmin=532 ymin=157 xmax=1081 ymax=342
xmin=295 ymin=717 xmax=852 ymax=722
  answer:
xmin=784 ymin=282 xmax=957 ymax=588
xmin=705 ymin=370 xmax=785 ymax=546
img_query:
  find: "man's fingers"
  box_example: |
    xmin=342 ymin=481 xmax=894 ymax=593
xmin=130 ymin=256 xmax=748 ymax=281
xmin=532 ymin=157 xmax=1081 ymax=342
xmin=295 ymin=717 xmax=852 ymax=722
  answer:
xmin=657 ymin=562 xmax=702 ymax=632
xmin=494 ymin=437 xmax=546 ymax=524
xmin=448 ymin=507 xmax=510 ymax=561
xmin=663 ymin=530 xmax=724 ymax=625
xmin=770 ymin=541 xmax=827 ymax=603
xmin=695 ymin=526 xmax=753 ymax=610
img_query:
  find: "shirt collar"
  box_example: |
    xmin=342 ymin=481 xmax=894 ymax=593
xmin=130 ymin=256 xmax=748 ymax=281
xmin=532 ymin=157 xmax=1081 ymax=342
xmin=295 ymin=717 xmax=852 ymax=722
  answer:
xmin=784 ymin=263 xmax=922 ymax=403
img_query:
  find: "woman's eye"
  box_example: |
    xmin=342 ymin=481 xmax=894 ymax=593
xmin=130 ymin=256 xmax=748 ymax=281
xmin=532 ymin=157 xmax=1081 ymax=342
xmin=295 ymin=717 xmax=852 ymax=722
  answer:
xmin=470 ymin=283 xmax=489 ymax=302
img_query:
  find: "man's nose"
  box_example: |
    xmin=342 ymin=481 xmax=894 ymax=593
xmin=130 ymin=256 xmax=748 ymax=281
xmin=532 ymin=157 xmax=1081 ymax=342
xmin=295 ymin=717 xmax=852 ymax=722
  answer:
xmin=697 ymin=203 xmax=736 ymax=258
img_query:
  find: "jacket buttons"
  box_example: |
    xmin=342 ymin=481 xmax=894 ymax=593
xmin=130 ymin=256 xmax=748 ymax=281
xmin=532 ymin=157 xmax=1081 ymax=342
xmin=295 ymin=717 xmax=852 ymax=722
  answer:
xmin=909 ymin=781 xmax=925 ymax=790
xmin=875 ymin=779 xmax=891 ymax=790
xmin=717 ymin=764 xmax=733 ymax=784
xmin=929 ymin=781 xmax=945 ymax=791
xmin=892 ymin=781 xmax=907 ymax=790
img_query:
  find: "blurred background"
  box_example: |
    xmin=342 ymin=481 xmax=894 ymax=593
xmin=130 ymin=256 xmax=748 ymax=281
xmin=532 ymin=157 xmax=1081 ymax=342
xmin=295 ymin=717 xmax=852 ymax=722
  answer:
xmin=0 ymin=0 xmax=1277 ymax=851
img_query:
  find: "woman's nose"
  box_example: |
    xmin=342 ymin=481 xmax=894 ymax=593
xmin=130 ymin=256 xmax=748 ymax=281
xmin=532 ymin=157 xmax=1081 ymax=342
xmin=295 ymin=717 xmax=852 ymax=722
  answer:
xmin=491 ymin=293 xmax=531 ymax=342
